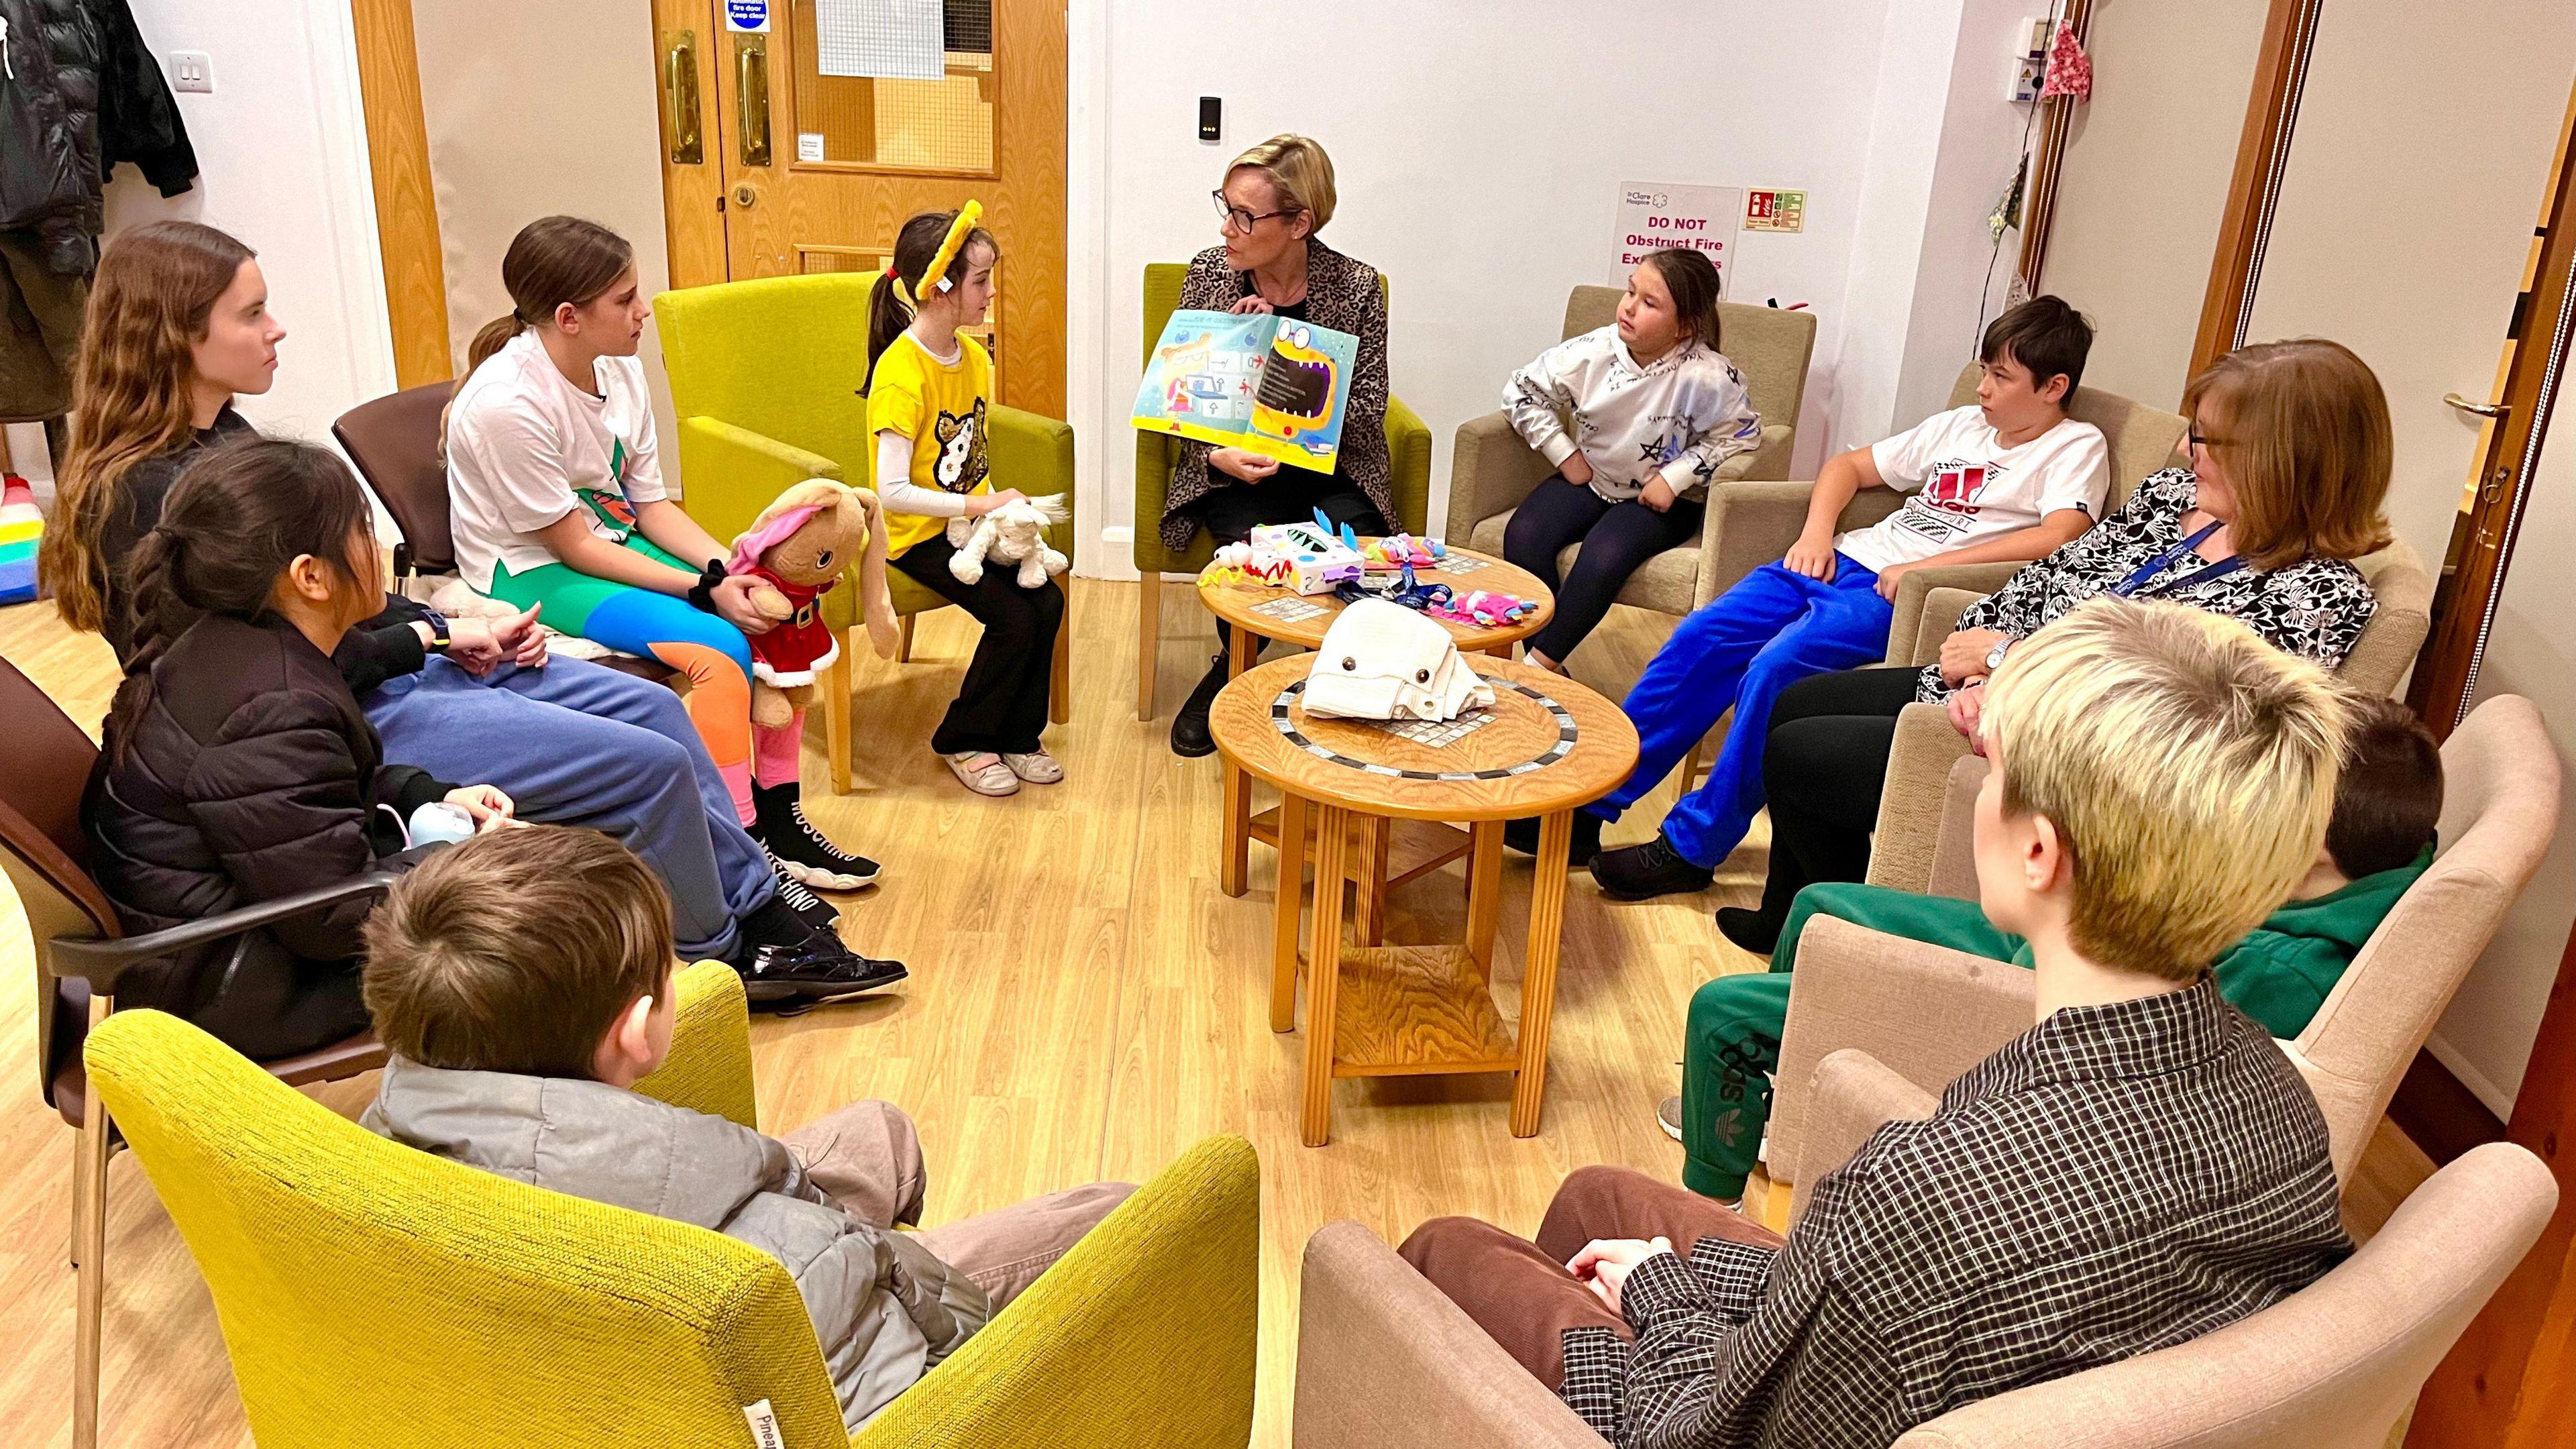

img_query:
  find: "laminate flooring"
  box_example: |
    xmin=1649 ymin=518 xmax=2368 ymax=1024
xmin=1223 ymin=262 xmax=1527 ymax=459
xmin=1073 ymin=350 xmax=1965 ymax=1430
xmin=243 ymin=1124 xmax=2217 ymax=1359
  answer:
xmin=0 ymin=580 xmax=2435 ymax=1446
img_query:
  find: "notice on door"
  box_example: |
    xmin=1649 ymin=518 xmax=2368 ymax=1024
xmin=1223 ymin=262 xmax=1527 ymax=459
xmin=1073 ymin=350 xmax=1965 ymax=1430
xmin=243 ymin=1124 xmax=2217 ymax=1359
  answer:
xmin=724 ymin=0 xmax=771 ymax=33
xmin=1609 ymin=182 xmax=1741 ymax=296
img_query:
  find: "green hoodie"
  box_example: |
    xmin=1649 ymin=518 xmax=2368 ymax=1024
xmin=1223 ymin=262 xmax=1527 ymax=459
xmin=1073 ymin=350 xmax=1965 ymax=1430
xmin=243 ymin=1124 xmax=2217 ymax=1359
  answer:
xmin=2002 ymin=847 xmax=2431 ymax=1037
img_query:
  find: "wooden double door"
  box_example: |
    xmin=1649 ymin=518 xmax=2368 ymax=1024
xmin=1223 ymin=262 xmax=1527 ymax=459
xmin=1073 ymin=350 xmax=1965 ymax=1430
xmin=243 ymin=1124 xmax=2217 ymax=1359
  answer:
xmin=650 ymin=0 xmax=1065 ymax=416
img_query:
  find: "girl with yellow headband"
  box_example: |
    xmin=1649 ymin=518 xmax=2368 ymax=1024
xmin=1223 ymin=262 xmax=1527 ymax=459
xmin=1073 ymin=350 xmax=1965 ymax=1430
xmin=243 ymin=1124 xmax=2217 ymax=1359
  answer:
xmin=864 ymin=205 xmax=1066 ymax=797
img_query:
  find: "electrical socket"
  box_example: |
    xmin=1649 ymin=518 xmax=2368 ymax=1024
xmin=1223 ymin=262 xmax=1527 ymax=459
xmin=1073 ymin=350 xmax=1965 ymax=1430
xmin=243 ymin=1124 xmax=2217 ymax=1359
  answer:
xmin=170 ymin=50 xmax=213 ymax=94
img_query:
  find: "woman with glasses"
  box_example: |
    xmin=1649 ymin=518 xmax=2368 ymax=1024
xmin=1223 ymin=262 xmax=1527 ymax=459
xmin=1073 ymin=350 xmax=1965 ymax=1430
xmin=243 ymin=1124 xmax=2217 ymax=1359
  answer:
xmin=1162 ymin=133 xmax=1396 ymax=757
xmin=1720 ymin=337 xmax=2393 ymax=956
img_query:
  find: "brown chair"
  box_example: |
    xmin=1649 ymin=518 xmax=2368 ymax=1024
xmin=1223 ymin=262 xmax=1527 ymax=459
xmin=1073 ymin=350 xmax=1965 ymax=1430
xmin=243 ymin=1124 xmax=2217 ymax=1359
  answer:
xmin=331 ymin=382 xmax=678 ymax=688
xmin=0 ymin=655 xmax=393 ymax=1449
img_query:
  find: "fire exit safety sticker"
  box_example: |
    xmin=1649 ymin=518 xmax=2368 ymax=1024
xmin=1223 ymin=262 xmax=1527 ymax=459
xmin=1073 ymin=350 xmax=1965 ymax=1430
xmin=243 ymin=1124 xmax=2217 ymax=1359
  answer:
xmin=1744 ymin=190 xmax=1807 ymax=233
xmin=724 ymin=0 xmax=770 ymax=33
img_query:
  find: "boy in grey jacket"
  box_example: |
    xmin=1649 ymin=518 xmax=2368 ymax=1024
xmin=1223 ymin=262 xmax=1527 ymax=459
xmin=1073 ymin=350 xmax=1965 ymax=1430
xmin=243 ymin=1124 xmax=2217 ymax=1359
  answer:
xmin=358 ymin=826 xmax=1131 ymax=1432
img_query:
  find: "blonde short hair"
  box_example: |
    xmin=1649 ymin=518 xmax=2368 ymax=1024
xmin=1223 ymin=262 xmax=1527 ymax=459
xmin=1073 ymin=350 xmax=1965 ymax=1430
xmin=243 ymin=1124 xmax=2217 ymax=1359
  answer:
xmin=1229 ymin=133 xmax=1336 ymax=233
xmin=1982 ymin=598 xmax=2347 ymax=980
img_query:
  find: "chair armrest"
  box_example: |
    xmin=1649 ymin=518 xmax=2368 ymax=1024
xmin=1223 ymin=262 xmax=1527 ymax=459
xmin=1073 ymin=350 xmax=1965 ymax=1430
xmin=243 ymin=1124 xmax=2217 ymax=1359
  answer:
xmin=1923 ymin=753 xmax=1992 ymax=903
xmin=1788 ymin=1049 xmax=1939 ymax=1225
xmin=48 ymin=870 xmax=400 ymax=996
xmin=1385 ymin=394 xmax=1434 ymax=535
xmin=1866 ymin=703 xmax=1976 ymax=894
xmin=1696 ymin=482 xmax=1905 ymax=606
xmin=1882 ymin=565 xmax=2018 ymax=666
xmin=860 ymin=1136 xmax=1260 ymax=1449
xmin=1767 ymin=916 xmax=2035 ymax=1190
xmin=1293 ymin=1220 xmax=1599 ymax=1449
xmin=632 ymin=961 xmax=758 ymax=1131
xmin=990 ymin=403 xmax=1080 ymax=557
xmin=674 ymin=415 xmax=845 ymax=551
xmin=1714 ymin=422 xmax=1797 ymax=484
xmin=1443 ymin=411 xmax=1551 ymax=544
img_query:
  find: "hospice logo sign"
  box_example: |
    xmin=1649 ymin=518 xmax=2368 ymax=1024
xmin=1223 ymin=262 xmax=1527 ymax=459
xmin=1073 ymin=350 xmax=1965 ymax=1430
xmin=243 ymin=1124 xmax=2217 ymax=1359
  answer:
xmin=1610 ymin=181 xmax=1742 ymax=297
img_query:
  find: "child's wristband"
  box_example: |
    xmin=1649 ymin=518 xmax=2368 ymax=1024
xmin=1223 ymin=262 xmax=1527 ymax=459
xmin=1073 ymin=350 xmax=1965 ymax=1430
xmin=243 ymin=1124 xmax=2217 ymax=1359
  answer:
xmin=685 ymin=560 xmax=730 ymax=614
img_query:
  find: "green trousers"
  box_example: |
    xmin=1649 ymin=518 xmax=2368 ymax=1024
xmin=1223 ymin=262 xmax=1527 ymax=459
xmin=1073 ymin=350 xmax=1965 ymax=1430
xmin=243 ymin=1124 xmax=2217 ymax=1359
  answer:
xmin=1680 ymin=883 xmax=2012 ymax=1198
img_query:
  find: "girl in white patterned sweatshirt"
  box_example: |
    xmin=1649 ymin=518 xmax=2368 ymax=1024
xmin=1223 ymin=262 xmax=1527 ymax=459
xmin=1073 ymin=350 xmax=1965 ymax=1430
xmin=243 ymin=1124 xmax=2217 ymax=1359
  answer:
xmin=1499 ymin=248 xmax=1763 ymax=670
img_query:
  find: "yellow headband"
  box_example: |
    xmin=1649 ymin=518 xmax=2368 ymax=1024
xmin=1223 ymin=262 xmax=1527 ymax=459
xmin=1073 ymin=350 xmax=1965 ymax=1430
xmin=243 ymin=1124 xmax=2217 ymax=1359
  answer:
xmin=893 ymin=201 xmax=984 ymax=309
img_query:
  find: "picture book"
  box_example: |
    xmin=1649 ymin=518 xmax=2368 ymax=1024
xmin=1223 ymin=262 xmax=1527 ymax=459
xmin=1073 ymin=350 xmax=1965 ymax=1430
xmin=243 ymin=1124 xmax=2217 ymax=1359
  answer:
xmin=1131 ymin=309 xmax=1358 ymax=472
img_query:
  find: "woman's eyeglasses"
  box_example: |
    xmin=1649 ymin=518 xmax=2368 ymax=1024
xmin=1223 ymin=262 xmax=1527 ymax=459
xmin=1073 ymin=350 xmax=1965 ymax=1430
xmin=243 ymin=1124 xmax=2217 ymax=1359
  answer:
xmin=1212 ymin=191 xmax=1292 ymax=233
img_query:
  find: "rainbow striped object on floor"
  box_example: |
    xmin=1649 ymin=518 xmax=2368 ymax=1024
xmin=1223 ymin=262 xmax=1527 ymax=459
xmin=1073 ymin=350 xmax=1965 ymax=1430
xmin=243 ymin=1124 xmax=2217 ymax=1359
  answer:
xmin=0 ymin=475 xmax=40 ymax=605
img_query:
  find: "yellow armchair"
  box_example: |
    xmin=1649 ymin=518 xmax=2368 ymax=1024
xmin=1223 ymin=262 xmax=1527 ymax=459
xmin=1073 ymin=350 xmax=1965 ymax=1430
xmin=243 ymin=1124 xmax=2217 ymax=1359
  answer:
xmin=1132 ymin=261 xmax=1433 ymax=718
xmin=83 ymin=961 xmax=1261 ymax=1449
xmin=654 ymin=274 xmax=1077 ymax=792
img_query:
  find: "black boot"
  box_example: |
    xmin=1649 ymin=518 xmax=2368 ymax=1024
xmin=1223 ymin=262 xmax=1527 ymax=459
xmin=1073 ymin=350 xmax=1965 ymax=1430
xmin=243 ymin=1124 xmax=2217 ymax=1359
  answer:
xmin=754 ymin=780 xmax=881 ymax=890
xmin=1590 ymin=832 xmax=1717 ymax=901
xmin=1169 ymin=652 xmax=1228 ymax=757
xmin=1715 ymin=906 xmax=1783 ymax=956
xmin=1501 ymin=812 xmax=1603 ymax=866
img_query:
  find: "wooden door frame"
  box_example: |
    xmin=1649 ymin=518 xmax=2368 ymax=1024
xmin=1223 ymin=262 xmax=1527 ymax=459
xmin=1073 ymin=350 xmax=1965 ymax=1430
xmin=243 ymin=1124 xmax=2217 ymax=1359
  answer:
xmin=349 ymin=0 xmax=453 ymax=387
xmin=2186 ymin=0 xmax=2326 ymax=376
xmin=2012 ymin=0 xmax=2096 ymax=295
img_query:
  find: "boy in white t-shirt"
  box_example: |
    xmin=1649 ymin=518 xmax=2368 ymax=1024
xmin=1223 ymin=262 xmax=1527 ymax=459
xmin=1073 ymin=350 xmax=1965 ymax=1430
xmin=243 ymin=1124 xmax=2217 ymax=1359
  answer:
xmin=1552 ymin=297 xmax=2113 ymax=900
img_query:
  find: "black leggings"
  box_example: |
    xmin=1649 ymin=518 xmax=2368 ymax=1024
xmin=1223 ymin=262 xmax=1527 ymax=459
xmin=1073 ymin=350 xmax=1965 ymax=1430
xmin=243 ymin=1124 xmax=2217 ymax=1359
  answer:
xmin=894 ymin=535 xmax=1064 ymax=756
xmin=1501 ymin=474 xmax=1704 ymax=664
xmin=1754 ymin=665 xmax=1925 ymax=928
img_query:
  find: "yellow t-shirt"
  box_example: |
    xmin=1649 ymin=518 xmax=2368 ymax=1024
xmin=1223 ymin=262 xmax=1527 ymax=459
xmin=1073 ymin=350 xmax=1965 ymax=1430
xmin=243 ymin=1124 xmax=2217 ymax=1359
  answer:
xmin=868 ymin=331 xmax=995 ymax=557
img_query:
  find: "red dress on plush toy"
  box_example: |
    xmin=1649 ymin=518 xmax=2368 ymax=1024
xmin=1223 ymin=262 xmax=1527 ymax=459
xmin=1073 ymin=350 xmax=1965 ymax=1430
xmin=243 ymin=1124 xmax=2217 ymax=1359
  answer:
xmin=738 ymin=559 xmax=839 ymax=685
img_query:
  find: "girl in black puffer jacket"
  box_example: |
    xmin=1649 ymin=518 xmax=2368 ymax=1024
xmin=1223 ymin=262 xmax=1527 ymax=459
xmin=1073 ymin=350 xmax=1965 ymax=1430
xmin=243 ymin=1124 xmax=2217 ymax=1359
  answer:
xmin=83 ymin=437 xmax=518 ymax=1057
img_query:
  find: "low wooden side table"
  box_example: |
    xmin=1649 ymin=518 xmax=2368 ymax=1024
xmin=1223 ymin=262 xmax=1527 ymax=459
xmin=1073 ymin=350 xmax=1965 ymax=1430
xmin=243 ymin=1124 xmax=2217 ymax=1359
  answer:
xmin=1209 ymin=653 xmax=1638 ymax=1146
xmin=1194 ymin=545 xmax=1556 ymax=930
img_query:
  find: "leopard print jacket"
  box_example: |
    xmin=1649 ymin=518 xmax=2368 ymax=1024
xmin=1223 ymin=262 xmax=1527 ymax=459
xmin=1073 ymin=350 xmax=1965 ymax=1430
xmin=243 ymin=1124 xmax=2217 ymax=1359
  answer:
xmin=1156 ymin=238 xmax=1394 ymax=551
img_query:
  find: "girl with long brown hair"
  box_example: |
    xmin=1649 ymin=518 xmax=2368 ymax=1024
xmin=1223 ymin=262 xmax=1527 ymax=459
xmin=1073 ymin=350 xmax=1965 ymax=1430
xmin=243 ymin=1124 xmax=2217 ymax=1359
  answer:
xmin=47 ymin=219 xmax=900 ymax=1007
xmin=443 ymin=216 xmax=881 ymax=896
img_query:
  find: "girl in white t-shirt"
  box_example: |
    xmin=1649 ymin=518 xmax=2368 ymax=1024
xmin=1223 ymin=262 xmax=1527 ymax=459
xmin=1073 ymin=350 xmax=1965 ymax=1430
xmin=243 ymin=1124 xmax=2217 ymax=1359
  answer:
xmin=1499 ymin=248 xmax=1762 ymax=670
xmin=1570 ymin=295 xmax=2115 ymax=900
xmin=445 ymin=216 xmax=880 ymax=896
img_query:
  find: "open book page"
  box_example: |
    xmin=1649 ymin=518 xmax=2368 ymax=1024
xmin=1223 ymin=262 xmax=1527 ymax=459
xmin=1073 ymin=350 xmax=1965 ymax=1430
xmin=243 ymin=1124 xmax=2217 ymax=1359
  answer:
xmin=1132 ymin=309 xmax=1358 ymax=473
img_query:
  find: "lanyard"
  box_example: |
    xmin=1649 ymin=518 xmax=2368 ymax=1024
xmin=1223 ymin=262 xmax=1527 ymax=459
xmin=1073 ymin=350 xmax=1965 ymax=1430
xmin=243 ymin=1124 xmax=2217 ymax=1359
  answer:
xmin=2112 ymin=521 xmax=2245 ymax=598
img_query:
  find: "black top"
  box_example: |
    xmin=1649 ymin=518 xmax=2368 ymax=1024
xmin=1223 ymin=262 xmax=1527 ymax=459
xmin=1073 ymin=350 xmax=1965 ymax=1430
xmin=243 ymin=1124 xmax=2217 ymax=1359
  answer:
xmin=1560 ymin=975 xmax=2351 ymax=1448
xmin=98 ymin=405 xmax=433 ymax=694
xmin=83 ymin=610 xmax=453 ymax=1032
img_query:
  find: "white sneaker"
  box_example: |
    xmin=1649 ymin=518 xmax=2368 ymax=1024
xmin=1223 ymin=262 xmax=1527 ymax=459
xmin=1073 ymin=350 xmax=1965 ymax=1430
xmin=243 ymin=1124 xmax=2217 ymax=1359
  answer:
xmin=1002 ymin=749 xmax=1063 ymax=784
xmin=1657 ymin=1095 xmax=1684 ymax=1142
xmin=945 ymin=751 xmax=1020 ymax=796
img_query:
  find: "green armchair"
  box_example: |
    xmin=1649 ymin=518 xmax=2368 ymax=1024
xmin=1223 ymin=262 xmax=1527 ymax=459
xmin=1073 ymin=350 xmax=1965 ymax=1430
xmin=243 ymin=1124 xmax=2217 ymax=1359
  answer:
xmin=655 ymin=273 xmax=1077 ymax=793
xmin=1132 ymin=262 xmax=1433 ymax=719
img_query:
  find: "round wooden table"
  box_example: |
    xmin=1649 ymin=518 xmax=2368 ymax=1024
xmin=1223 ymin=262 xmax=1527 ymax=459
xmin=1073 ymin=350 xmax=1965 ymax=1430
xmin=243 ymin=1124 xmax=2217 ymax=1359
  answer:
xmin=1210 ymin=653 xmax=1639 ymax=1146
xmin=1197 ymin=545 xmax=1556 ymax=907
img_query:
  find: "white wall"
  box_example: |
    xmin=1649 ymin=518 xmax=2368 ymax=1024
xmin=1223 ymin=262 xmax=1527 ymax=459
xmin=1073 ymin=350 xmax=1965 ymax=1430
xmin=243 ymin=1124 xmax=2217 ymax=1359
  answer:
xmin=2041 ymin=0 xmax=2268 ymax=411
xmin=1086 ymin=0 xmax=1982 ymax=567
xmin=408 ymin=0 xmax=681 ymax=490
xmin=107 ymin=0 xmax=395 ymax=442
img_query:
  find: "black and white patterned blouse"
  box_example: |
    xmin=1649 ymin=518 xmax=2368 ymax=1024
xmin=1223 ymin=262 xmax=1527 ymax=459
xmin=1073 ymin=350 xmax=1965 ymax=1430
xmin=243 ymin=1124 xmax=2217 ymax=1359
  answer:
xmin=1557 ymin=976 xmax=2351 ymax=1449
xmin=1915 ymin=467 xmax=2378 ymax=702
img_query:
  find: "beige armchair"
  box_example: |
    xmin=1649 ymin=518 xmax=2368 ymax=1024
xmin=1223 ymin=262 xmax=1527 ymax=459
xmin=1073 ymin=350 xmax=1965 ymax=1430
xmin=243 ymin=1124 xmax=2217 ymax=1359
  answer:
xmin=1769 ymin=693 xmax=2559 ymax=1196
xmin=1290 ymin=1056 xmax=2555 ymax=1449
xmin=1444 ymin=290 xmax=1816 ymax=627
xmin=1868 ymin=535 xmax=2439 ymax=897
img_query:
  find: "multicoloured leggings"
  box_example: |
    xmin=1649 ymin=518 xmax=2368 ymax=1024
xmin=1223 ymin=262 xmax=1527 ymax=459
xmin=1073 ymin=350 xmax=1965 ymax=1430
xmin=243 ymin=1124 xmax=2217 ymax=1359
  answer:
xmin=486 ymin=533 xmax=791 ymax=825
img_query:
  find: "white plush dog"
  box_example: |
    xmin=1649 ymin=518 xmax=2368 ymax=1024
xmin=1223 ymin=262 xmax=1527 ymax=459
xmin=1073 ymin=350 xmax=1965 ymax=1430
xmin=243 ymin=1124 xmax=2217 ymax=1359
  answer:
xmin=947 ymin=492 xmax=1071 ymax=588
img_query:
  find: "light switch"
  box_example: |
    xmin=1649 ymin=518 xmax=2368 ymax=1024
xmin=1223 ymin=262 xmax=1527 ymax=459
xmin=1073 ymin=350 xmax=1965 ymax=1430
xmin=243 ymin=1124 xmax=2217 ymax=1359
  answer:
xmin=170 ymin=50 xmax=213 ymax=94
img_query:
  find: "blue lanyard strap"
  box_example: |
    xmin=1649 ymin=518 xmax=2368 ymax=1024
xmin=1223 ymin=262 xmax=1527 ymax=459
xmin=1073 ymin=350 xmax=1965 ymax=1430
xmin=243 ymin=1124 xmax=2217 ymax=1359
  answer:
xmin=2112 ymin=521 xmax=2245 ymax=598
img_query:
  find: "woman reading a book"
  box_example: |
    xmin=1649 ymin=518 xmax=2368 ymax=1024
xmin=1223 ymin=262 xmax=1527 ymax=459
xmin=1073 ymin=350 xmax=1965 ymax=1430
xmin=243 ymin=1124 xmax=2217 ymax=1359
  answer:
xmin=1162 ymin=132 xmax=1395 ymax=759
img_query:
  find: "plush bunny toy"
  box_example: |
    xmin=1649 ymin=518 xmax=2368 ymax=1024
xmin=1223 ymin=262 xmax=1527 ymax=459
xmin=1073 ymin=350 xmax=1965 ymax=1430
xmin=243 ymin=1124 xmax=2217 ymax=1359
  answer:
xmin=727 ymin=478 xmax=900 ymax=728
xmin=945 ymin=492 xmax=1071 ymax=588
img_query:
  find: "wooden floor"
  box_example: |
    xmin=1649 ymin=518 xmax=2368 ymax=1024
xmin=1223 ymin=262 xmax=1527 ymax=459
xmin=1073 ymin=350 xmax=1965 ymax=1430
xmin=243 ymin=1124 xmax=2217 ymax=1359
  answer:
xmin=0 ymin=578 xmax=2436 ymax=1447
